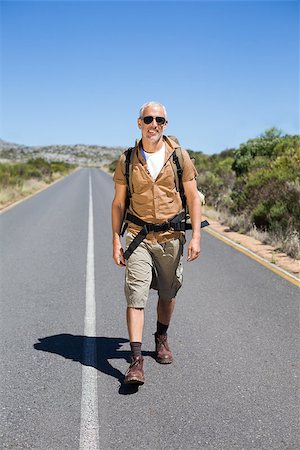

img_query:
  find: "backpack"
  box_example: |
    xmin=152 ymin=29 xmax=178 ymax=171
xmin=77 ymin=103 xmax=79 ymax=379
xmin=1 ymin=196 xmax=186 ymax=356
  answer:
xmin=122 ymin=136 xmax=205 ymax=227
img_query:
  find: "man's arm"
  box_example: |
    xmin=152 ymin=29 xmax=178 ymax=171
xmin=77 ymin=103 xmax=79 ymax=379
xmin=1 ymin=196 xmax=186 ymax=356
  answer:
xmin=183 ymin=179 xmax=201 ymax=262
xmin=112 ymin=183 xmax=128 ymax=266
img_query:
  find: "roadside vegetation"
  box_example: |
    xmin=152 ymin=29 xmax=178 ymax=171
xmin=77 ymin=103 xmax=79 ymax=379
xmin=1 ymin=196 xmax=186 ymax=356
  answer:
xmin=0 ymin=158 xmax=75 ymax=209
xmin=189 ymin=128 xmax=300 ymax=259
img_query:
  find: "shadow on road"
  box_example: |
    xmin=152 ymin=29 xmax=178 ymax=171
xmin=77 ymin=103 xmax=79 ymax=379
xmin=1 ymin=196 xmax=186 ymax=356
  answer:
xmin=33 ymin=334 xmax=152 ymax=395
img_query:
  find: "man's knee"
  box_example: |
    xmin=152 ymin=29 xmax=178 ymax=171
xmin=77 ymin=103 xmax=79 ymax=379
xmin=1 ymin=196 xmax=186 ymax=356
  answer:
xmin=158 ymin=297 xmax=176 ymax=303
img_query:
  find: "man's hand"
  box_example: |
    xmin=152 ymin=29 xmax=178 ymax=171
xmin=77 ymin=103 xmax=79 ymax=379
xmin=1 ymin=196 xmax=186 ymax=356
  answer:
xmin=113 ymin=240 xmax=126 ymax=267
xmin=187 ymin=237 xmax=201 ymax=262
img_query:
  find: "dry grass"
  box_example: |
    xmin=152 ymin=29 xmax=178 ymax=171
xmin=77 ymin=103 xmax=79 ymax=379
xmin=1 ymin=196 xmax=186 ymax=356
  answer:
xmin=282 ymin=231 xmax=300 ymax=260
xmin=0 ymin=175 xmax=62 ymax=210
xmin=202 ymin=206 xmax=300 ymax=260
xmin=202 ymin=206 xmax=221 ymax=222
xmin=249 ymin=225 xmax=300 ymax=259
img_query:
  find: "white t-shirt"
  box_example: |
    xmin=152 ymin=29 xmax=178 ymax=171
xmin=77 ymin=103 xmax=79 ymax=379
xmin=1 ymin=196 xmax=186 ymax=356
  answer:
xmin=141 ymin=143 xmax=165 ymax=180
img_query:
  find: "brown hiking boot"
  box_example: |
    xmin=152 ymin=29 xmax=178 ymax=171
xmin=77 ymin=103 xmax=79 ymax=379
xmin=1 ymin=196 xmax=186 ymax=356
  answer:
xmin=124 ymin=356 xmax=145 ymax=385
xmin=155 ymin=333 xmax=173 ymax=364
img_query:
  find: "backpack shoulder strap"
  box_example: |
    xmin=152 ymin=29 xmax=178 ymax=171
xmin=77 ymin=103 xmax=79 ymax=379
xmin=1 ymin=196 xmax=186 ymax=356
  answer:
xmin=166 ymin=136 xmax=183 ymax=190
xmin=170 ymin=147 xmax=186 ymax=209
xmin=120 ymin=147 xmax=134 ymax=237
xmin=124 ymin=147 xmax=135 ymax=197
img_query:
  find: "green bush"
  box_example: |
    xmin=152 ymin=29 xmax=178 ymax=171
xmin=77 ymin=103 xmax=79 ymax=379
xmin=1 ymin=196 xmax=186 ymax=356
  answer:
xmin=232 ymin=128 xmax=284 ymax=176
xmin=50 ymin=161 xmax=73 ymax=173
xmin=230 ymin=138 xmax=300 ymax=234
xmin=27 ymin=158 xmax=52 ymax=177
xmin=0 ymin=159 xmax=74 ymax=189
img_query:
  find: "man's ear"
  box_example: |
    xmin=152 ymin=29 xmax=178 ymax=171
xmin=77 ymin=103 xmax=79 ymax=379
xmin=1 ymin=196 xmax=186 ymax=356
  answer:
xmin=137 ymin=118 xmax=142 ymax=129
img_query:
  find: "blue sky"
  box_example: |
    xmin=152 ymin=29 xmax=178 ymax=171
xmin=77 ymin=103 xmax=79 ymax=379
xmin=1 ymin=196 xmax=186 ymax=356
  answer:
xmin=1 ymin=0 xmax=299 ymax=154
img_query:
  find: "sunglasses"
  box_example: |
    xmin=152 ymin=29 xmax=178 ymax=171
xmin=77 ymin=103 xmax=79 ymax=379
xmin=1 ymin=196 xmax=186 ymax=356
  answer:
xmin=142 ymin=116 xmax=166 ymax=125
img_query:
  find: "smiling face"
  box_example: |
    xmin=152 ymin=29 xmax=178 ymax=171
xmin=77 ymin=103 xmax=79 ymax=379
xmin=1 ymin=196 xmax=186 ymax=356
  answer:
xmin=137 ymin=104 xmax=168 ymax=145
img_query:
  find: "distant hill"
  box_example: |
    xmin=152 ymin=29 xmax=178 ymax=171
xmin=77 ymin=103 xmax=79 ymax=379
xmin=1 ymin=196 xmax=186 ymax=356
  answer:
xmin=0 ymin=139 xmax=125 ymax=167
xmin=0 ymin=138 xmax=27 ymax=150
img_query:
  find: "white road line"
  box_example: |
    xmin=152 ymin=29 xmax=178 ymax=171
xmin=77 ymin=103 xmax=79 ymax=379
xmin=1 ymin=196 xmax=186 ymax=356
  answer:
xmin=79 ymin=172 xmax=100 ymax=450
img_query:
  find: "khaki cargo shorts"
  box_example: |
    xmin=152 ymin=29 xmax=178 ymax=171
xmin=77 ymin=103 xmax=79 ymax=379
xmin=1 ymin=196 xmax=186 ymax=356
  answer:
xmin=124 ymin=232 xmax=186 ymax=308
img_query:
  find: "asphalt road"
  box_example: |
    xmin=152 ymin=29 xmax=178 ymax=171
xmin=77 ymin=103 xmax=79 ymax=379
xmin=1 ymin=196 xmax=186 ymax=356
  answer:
xmin=0 ymin=168 xmax=299 ymax=450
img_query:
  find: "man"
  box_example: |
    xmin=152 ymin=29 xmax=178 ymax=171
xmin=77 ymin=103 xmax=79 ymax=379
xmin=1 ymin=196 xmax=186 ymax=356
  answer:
xmin=111 ymin=101 xmax=201 ymax=385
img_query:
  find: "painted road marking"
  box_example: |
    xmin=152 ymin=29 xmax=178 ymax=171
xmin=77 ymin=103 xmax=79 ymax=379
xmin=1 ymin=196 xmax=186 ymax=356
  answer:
xmin=205 ymin=227 xmax=299 ymax=287
xmin=79 ymin=172 xmax=100 ymax=450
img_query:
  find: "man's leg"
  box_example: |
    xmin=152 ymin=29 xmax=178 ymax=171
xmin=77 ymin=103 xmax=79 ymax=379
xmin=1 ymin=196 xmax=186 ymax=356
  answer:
xmin=155 ymin=298 xmax=175 ymax=364
xmin=153 ymin=236 xmax=185 ymax=364
xmin=157 ymin=297 xmax=176 ymax=327
xmin=127 ymin=306 xmax=144 ymax=343
xmin=124 ymin=306 xmax=145 ymax=384
xmin=124 ymin=234 xmax=152 ymax=385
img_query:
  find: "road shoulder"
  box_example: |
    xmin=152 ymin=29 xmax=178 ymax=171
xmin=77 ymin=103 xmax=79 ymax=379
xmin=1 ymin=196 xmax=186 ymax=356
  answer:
xmin=203 ymin=216 xmax=299 ymax=280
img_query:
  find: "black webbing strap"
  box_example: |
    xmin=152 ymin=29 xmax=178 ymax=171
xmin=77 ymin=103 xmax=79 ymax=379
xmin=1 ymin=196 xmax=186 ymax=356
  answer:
xmin=183 ymin=219 xmax=210 ymax=230
xmin=172 ymin=150 xmax=186 ymax=209
xmin=121 ymin=147 xmax=134 ymax=237
xmin=125 ymin=148 xmax=134 ymax=198
xmin=120 ymin=222 xmax=128 ymax=237
xmin=123 ymin=212 xmax=209 ymax=260
xmin=126 ymin=211 xmax=186 ymax=230
xmin=123 ymin=225 xmax=148 ymax=260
